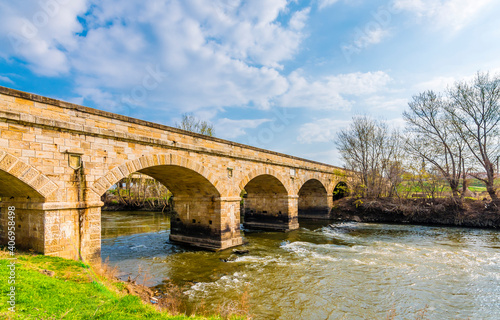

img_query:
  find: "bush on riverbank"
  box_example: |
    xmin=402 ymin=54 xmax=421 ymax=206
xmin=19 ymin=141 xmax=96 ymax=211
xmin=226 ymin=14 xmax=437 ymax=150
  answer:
xmin=0 ymin=249 xmax=247 ymax=319
xmin=332 ymin=197 xmax=500 ymax=228
xmin=102 ymin=174 xmax=174 ymax=212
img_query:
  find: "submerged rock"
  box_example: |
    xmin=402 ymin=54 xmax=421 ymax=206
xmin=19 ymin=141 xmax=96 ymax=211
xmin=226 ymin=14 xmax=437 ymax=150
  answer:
xmin=233 ymin=249 xmax=249 ymax=255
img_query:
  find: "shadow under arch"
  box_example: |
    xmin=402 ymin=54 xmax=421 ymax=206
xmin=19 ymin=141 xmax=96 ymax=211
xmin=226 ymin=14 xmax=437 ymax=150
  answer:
xmin=0 ymin=150 xmax=60 ymax=254
xmin=91 ymin=154 xmax=224 ymax=199
xmin=93 ymin=155 xmax=235 ymax=251
xmin=332 ymin=181 xmax=349 ymax=201
xmin=241 ymin=173 xmax=295 ymax=230
xmin=0 ymin=150 xmax=58 ymax=200
xmin=238 ymin=167 xmax=290 ymax=195
xmin=298 ymin=178 xmax=329 ymax=219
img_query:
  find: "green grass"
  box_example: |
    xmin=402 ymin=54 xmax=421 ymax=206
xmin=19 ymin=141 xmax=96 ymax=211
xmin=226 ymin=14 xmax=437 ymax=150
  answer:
xmin=468 ymin=186 xmax=487 ymax=192
xmin=0 ymin=250 xmax=239 ymax=320
xmin=396 ymin=178 xmax=493 ymax=195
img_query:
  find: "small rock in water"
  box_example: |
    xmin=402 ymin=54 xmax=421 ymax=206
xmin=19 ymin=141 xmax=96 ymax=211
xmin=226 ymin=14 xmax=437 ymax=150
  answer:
xmin=233 ymin=249 xmax=249 ymax=255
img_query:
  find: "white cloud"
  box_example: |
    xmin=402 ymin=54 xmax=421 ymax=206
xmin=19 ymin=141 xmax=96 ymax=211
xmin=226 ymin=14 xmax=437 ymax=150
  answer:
xmin=413 ymin=76 xmax=457 ymax=93
xmin=74 ymin=87 xmax=118 ymax=111
xmin=216 ymin=118 xmax=271 ymax=139
xmin=0 ymin=0 xmax=311 ymax=112
xmin=297 ymin=148 xmax=341 ymax=165
xmin=341 ymin=25 xmax=391 ymax=61
xmin=393 ymin=0 xmax=494 ymax=31
xmin=412 ymin=69 xmax=500 ymax=94
xmin=298 ymin=118 xmax=351 ymax=143
xmin=318 ymin=0 xmax=341 ymax=10
xmin=77 ymin=0 xmax=306 ymax=110
xmin=0 ymin=0 xmax=88 ymax=76
xmin=383 ymin=117 xmax=407 ymax=130
xmin=364 ymin=96 xmax=408 ymax=112
xmin=298 ymin=115 xmax=406 ymax=146
xmin=353 ymin=27 xmax=390 ymax=48
xmin=0 ymin=75 xmax=14 ymax=85
xmin=277 ymin=70 xmax=392 ymax=109
xmin=289 ymin=7 xmax=311 ymax=31
xmin=277 ymin=71 xmax=351 ymax=110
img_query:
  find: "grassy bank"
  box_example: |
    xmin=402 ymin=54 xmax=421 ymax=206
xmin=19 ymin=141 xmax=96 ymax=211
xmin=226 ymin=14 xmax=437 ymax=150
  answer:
xmin=0 ymin=249 xmax=245 ymax=319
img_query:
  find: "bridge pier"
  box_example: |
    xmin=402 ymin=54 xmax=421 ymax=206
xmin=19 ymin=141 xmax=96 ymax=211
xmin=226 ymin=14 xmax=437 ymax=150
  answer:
xmin=243 ymin=194 xmax=299 ymax=231
xmin=0 ymin=200 xmax=102 ymax=262
xmin=297 ymin=179 xmax=331 ymax=219
xmin=297 ymin=194 xmax=332 ymax=219
xmin=169 ymin=196 xmax=243 ymax=250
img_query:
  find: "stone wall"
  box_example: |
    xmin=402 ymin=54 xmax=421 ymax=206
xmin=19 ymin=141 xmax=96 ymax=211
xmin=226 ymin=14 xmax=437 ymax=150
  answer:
xmin=0 ymin=86 xmax=351 ymax=261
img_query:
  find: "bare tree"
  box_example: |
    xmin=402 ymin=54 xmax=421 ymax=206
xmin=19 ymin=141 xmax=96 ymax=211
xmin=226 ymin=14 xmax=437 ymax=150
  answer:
xmin=403 ymin=91 xmax=469 ymax=202
xmin=336 ymin=116 xmax=403 ymax=198
xmin=446 ymin=72 xmax=500 ymax=203
xmin=176 ymin=113 xmax=215 ymax=136
xmin=113 ymin=174 xmax=172 ymax=211
xmin=384 ymin=129 xmax=406 ymax=198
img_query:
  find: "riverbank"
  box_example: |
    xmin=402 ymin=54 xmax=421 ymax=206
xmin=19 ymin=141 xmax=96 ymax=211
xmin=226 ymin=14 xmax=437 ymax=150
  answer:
xmin=102 ymin=203 xmax=171 ymax=212
xmin=0 ymin=249 xmax=247 ymax=319
xmin=331 ymin=197 xmax=500 ymax=228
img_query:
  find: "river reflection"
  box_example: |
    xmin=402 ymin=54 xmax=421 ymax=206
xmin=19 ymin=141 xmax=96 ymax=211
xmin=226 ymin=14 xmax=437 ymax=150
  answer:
xmin=101 ymin=211 xmax=500 ymax=319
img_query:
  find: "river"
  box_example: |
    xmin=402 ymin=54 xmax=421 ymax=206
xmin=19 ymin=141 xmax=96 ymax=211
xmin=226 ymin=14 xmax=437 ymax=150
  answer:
xmin=101 ymin=211 xmax=500 ymax=319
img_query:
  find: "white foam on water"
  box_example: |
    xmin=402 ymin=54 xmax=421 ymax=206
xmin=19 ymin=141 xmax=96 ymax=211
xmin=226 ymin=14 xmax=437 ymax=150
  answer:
xmin=129 ymin=244 xmax=147 ymax=250
xmin=230 ymin=255 xmax=281 ymax=265
xmin=280 ymin=241 xmax=345 ymax=264
xmin=280 ymin=241 xmax=312 ymax=256
xmin=320 ymin=227 xmax=357 ymax=241
xmin=185 ymin=272 xmax=250 ymax=299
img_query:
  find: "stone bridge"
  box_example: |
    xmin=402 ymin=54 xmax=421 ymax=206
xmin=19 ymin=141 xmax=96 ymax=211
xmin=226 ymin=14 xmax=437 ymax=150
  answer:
xmin=0 ymin=86 xmax=350 ymax=262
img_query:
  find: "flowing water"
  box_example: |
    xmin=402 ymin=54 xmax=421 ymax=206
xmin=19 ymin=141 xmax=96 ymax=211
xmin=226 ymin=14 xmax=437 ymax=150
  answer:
xmin=101 ymin=211 xmax=500 ymax=319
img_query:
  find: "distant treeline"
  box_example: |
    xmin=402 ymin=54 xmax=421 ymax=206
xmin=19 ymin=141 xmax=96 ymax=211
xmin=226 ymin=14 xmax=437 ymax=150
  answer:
xmin=102 ymin=174 xmax=173 ymax=211
xmin=336 ymin=72 xmax=500 ymax=207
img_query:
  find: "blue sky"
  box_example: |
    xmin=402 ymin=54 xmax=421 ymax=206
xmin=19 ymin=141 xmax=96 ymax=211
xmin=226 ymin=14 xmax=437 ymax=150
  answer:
xmin=1 ymin=0 xmax=500 ymax=165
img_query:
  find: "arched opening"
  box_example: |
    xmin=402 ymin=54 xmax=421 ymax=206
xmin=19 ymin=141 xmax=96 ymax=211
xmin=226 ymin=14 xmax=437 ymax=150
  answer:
xmin=298 ymin=179 xmax=329 ymax=219
xmin=332 ymin=181 xmax=349 ymax=201
xmin=242 ymin=174 xmax=292 ymax=230
xmin=101 ymin=173 xmax=173 ymax=212
xmin=139 ymin=165 xmax=222 ymax=244
xmin=0 ymin=170 xmax=46 ymax=200
xmin=100 ymin=165 xmax=229 ymax=251
xmin=0 ymin=169 xmax=46 ymax=253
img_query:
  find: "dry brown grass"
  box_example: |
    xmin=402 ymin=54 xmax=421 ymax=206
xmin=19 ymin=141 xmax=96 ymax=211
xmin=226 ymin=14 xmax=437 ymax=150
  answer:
xmin=215 ymin=289 xmax=250 ymax=320
xmin=156 ymin=279 xmax=186 ymax=315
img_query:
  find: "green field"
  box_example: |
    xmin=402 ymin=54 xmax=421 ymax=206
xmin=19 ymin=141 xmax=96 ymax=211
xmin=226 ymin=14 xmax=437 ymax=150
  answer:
xmin=397 ymin=178 xmax=491 ymax=196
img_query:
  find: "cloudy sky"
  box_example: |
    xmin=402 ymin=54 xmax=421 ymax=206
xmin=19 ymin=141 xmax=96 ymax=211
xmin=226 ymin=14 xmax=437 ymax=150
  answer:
xmin=1 ymin=0 xmax=500 ymax=165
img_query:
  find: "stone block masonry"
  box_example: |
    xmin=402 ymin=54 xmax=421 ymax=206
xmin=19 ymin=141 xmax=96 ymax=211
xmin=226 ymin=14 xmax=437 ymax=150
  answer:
xmin=0 ymin=86 xmax=351 ymax=261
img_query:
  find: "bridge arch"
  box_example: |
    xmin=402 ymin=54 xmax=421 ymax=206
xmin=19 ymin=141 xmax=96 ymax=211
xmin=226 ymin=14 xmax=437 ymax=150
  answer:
xmin=239 ymin=168 xmax=296 ymax=230
xmin=332 ymin=181 xmax=350 ymax=201
xmin=91 ymin=154 xmax=224 ymax=199
xmin=298 ymin=178 xmax=329 ymax=219
xmin=91 ymin=154 xmax=240 ymax=250
xmin=238 ymin=167 xmax=290 ymax=194
xmin=0 ymin=150 xmax=60 ymax=256
xmin=0 ymin=150 xmax=58 ymax=199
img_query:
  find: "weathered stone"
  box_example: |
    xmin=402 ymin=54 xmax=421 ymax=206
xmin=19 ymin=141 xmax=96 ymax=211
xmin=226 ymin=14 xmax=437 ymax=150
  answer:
xmin=0 ymin=86 xmax=352 ymax=262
